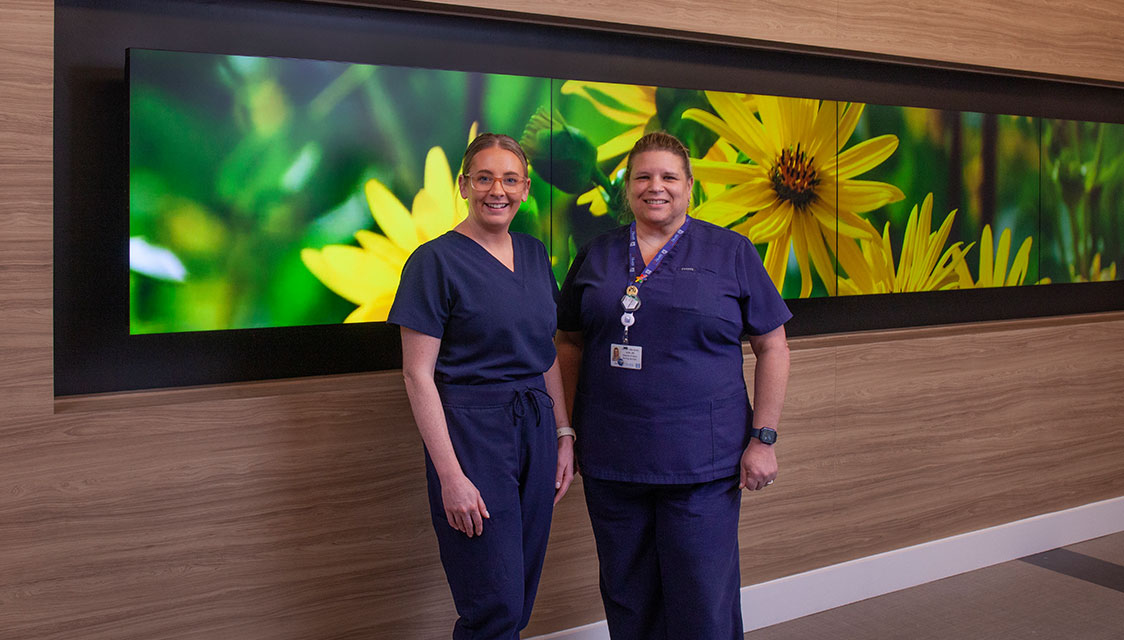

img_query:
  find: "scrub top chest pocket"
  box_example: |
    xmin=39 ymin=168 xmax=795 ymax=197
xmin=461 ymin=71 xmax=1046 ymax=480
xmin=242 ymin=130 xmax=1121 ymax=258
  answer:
xmin=672 ymin=265 xmax=743 ymax=327
xmin=672 ymin=266 xmax=710 ymax=314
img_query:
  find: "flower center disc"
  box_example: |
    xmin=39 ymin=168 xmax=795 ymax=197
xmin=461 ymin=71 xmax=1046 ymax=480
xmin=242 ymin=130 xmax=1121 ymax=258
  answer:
xmin=770 ymin=143 xmax=821 ymax=210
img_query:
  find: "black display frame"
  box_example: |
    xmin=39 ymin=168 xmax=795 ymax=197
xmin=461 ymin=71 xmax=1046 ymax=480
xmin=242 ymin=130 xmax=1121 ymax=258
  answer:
xmin=54 ymin=0 xmax=1124 ymax=395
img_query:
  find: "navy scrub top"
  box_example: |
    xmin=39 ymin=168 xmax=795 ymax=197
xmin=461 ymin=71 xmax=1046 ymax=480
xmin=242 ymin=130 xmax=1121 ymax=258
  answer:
xmin=388 ymin=231 xmax=559 ymax=385
xmin=558 ymin=217 xmax=791 ymax=483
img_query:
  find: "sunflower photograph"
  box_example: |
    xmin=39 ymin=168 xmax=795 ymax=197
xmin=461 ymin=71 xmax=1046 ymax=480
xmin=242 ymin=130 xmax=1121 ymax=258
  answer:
xmin=128 ymin=49 xmax=1123 ymax=336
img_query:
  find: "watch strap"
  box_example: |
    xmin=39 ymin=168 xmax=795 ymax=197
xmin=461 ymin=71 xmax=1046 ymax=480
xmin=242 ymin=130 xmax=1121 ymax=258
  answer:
xmin=749 ymin=427 xmax=777 ymax=445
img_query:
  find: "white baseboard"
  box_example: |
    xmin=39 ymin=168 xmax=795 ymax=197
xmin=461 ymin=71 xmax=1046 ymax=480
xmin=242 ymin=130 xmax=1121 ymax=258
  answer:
xmin=528 ymin=496 xmax=1124 ymax=640
xmin=529 ymin=619 xmax=609 ymax=640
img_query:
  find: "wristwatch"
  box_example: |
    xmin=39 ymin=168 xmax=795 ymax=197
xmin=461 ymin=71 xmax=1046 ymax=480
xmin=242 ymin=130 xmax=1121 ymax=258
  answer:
xmin=749 ymin=427 xmax=777 ymax=445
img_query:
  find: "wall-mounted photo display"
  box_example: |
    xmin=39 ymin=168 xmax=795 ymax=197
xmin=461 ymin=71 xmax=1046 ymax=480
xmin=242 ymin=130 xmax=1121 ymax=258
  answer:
xmin=55 ymin=0 xmax=1124 ymax=394
xmin=129 ymin=49 xmax=1123 ymax=335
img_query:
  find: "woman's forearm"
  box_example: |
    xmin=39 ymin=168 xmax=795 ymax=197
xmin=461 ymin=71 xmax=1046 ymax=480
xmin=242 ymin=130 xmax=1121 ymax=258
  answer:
xmin=401 ymin=328 xmax=464 ymax=481
xmin=543 ymin=356 xmax=570 ymax=429
xmin=748 ymin=326 xmax=790 ymax=430
xmin=555 ymin=331 xmax=584 ymax=424
xmin=403 ymin=372 xmax=463 ymax=479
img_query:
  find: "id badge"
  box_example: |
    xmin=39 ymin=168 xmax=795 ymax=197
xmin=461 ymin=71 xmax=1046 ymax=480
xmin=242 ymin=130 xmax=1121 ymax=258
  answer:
xmin=609 ymin=343 xmax=642 ymax=370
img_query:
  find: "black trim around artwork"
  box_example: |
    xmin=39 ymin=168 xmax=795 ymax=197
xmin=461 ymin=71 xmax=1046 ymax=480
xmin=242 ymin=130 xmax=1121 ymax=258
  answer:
xmin=53 ymin=0 xmax=1124 ymax=395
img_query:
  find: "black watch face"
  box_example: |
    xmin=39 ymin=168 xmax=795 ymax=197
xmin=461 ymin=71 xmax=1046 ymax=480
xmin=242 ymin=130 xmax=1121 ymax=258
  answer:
xmin=759 ymin=428 xmax=777 ymax=445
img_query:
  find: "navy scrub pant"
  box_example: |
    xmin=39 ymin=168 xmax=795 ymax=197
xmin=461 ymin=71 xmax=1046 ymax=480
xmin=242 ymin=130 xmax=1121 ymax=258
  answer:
xmin=425 ymin=376 xmax=558 ymax=640
xmin=582 ymin=475 xmax=743 ymax=640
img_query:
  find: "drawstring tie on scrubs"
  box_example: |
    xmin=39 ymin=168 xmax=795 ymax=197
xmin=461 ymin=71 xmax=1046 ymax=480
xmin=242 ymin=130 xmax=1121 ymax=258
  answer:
xmin=510 ymin=386 xmax=554 ymax=428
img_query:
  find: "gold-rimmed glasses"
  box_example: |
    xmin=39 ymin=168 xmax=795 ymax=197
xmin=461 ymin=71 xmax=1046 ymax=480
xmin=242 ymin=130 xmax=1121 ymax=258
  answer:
xmin=463 ymin=172 xmax=528 ymax=193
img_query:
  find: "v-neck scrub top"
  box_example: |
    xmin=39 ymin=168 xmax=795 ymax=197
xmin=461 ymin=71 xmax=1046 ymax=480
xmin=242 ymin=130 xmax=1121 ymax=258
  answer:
xmin=558 ymin=218 xmax=791 ymax=484
xmin=388 ymin=230 xmax=559 ymax=384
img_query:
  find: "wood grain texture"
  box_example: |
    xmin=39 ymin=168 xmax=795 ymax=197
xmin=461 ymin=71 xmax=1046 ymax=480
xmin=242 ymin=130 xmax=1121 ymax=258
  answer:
xmin=5 ymin=314 xmax=1123 ymax=638
xmin=0 ymin=0 xmax=52 ymax=347
xmin=334 ymin=0 xmax=1124 ymax=84
xmin=736 ymin=315 xmax=1124 ymax=588
xmin=835 ymin=0 xmax=1124 ymax=83
xmin=2 ymin=0 xmax=1124 ymax=638
xmin=4 ymin=374 xmax=458 ymax=639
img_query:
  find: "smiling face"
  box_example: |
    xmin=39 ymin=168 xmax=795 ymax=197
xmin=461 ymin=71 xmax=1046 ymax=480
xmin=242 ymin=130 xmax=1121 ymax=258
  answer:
xmin=457 ymin=145 xmax=529 ymax=234
xmin=626 ymin=150 xmax=694 ymax=231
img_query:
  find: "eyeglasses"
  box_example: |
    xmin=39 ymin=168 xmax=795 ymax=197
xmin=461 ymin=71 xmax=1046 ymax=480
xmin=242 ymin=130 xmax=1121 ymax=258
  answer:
xmin=463 ymin=172 xmax=528 ymax=193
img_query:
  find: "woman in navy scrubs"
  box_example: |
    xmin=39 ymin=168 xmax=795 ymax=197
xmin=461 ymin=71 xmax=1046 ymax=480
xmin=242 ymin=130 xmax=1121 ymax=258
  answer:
xmin=389 ymin=133 xmax=576 ymax=640
xmin=557 ymin=132 xmax=791 ymax=640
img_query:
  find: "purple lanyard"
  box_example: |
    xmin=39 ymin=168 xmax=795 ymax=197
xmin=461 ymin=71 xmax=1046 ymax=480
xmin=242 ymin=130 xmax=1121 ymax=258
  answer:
xmin=628 ymin=216 xmax=690 ymax=287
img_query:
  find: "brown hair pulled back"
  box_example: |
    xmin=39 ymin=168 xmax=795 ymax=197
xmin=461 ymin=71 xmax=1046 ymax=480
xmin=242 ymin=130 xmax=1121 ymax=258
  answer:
xmin=623 ymin=131 xmax=693 ymax=183
xmin=461 ymin=133 xmax=529 ymax=176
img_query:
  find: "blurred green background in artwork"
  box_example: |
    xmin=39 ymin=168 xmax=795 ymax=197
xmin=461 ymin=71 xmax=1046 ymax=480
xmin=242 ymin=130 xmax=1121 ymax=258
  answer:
xmin=129 ymin=50 xmax=553 ymax=333
xmin=1041 ymin=119 xmax=1124 ymax=283
xmin=128 ymin=49 xmax=1123 ymax=334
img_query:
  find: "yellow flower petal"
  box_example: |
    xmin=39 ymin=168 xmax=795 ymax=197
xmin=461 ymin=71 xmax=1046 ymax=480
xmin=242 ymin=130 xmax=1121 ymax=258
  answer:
xmin=705 ymin=138 xmax=740 ymax=163
xmin=578 ymin=188 xmax=610 ymax=216
xmin=684 ymin=93 xmax=903 ymax=295
xmin=836 ymin=234 xmax=875 ymax=294
xmin=836 ymin=102 xmax=865 ymax=151
xmin=691 ymin=158 xmax=762 ymax=185
xmin=411 ymin=188 xmax=449 ymax=244
xmin=700 ymin=93 xmax=774 ymax=163
xmin=901 ymin=199 xmax=927 ymax=288
xmin=345 ymin=296 xmax=395 ymax=323
xmin=994 ymin=228 xmax=1013 ymax=288
xmin=300 ymin=247 xmax=340 ymax=297
xmin=305 ymin=245 xmax=396 ymax=304
xmin=562 ymin=81 xmax=654 ymax=110
xmin=354 ymin=229 xmax=410 ymax=269
xmin=828 ymin=206 xmax=880 ymax=240
xmin=807 ymin=100 xmax=841 ymax=159
xmin=743 ymin=201 xmax=795 ymax=242
xmin=805 ymin=213 xmax=839 ymax=296
xmin=754 ymin=95 xmax=790 ymax=152
xmin=786 ymin=98 xmax=819 ymax=149
xmin=694 ymin=178 xmax=778 ymax=221
xmin=833 ymin=180 xmax=907 ymax=213
xmin=917 ymin=206 xmax=958 ymax=289
xmin=424 ymin=145 xmax=456 ymax=223
xmin=365 ymin=179 xmax=419 ymax=252
xmin=762 ymin=225 xmax=793 ymax=293
xmin=978 ymin=225 xmax=995 ymax=288
xmin=597 ymin=126 xmax=646 ymax=162
xmin=841 ymin=194 xmax=974 ymax=294
xmin=833 ymin=135 xmax=900 ymax=180
xmin=790 ymin=212 xmax=815 ymax=297
xmin=305 ymin=133 xmax=472 ymax=323
xmin=880 ymin=221 xmax=898 ymax=291
xmin=561 ymin=81 xmax=655 ymax=124
xmin=693 ymin=198 xmax=754 ymax=228
xmin=1006 ymin=236 xmax=1032 ymax=286
xmin=955 ymin=252 xmax=976 ymax=288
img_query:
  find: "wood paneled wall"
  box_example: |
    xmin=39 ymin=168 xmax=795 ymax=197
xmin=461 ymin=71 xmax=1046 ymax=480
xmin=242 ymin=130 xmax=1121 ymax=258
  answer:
xmin=336 ymin=0 xmax=1124 ymax=85
xmin=2 ymin=0 xmax=1123 ymax=638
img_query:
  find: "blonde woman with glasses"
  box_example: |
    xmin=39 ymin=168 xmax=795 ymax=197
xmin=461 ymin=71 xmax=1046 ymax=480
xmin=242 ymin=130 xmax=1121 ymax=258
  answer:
xmin=389 ymin=133 xmax=575 ymax=640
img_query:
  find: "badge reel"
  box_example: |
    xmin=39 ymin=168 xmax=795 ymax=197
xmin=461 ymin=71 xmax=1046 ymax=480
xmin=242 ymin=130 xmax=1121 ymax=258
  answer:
xmin=612 ymin=285 xmax=643 ymax=370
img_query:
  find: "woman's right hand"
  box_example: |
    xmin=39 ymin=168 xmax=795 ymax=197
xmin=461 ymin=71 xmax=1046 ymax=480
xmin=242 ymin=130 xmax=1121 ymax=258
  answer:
xmin=442 ymin=472 xmax=490 ymax=537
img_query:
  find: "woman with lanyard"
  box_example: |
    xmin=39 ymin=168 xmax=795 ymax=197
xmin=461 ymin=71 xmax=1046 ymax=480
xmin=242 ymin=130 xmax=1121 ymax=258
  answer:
xmin=389 ymin=133 xmax=576 ymax=640
xmin=557 ymin=131 xmax=791 ymax=639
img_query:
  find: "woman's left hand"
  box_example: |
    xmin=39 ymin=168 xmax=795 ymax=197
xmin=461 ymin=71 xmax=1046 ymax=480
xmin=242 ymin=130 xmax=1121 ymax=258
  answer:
xmin=739 ymin=441 xmax=778 ymax=491
xmin=554 ymin=436 xmax=575 ymax=505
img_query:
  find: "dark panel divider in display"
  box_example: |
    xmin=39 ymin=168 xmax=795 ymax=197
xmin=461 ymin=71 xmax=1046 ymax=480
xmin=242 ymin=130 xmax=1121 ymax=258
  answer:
xmin=786 ymin=281 xmax=1124 ymax=336
xmin=54 ymin=0 xmax=1124 ymax=395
